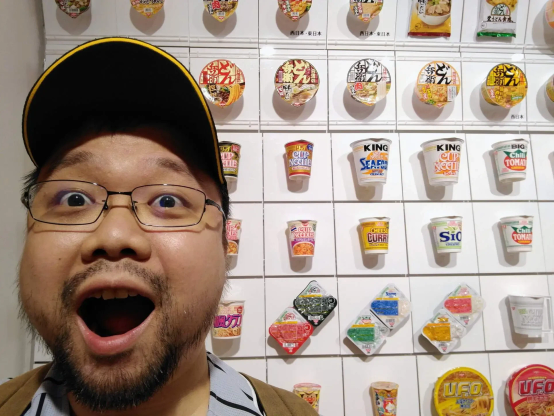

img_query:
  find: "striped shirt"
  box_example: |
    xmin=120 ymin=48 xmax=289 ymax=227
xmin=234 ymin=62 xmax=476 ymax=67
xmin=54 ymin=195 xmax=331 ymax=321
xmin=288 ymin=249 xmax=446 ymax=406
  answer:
xmin=7 ymin=352 xmax=265 ymax=416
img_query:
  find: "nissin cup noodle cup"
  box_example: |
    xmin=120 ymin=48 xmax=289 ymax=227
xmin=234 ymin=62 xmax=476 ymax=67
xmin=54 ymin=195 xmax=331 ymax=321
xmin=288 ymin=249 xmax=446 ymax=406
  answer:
xmin=431 ymin=216 xmax=462 ymax=254
xmin=359 ymin=217 xmax=390 ymax=255
xmin=218 ymin=141 xmax=241 ymax=182
xmin=350 ymin=138 xmax=392 ymax=186
xmin=500 ymin=216 xmax=533 ymax=253
xmin=285 ymin=140 xmax=314 ymax=180
xmin=492 ymin=139 xmax=528 ymax=183
xmin=421 ymin=138 xmax=464 ymax=186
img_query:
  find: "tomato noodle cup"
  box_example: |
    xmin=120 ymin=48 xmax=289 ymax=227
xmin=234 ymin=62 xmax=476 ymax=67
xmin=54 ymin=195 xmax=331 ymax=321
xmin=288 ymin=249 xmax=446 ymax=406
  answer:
xmin=219 ymin=141 xmax=241 ymax=182
xmin=371 ymin=382 xmax=399 ymax=416
xmin=508 ymin=296 xmax=553 ymax=337
xmin=481 ymin=63 xmax=528 ymax=109
xmin=350 ymin=138 xmax=391 ymax=186
xmin=285 ymin=141 xmax=314 ymax=180
xmin=421 ymin=138 xmax=464 ymax=186
xmin=288 ymin=220 xmax=317 ymax=257
xmin=212 ymin=300 xmax=245 ymax=339
xmin=492 ymin=139 xmax=528 ymax=183
xmin=293 ymin=383 xmax=321 ymax=413
xmin=431 ymin=216 xmax=462 ymax=254
xmin=226 ymin=218 xmax=242 ymax=256
xmin=500 ymin=216 xmax=533 ymax=253
xmin=359 ymin=217 xmax=389 ymax=255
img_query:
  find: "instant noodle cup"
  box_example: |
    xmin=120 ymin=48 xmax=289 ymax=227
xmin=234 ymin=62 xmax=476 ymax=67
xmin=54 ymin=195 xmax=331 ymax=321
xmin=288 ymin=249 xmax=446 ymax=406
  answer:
xmin=350 ymin=138 xmax=391 ymax=186
xmin=219 ymin=142 xmax=241 ymax=182
xmin=56 ymin=0 xmax=90 ymax=18
xmin=278 ymin=0 xmax=312 ymax=21
xmin=199 ymin=59 xmax=245 ymax=107
xmin=293 ymin=280 xmax=338 ymax=327
xmin=359 ymin=217 xmax=390 ymax=255
xmin=203 ymin=0 xmax=238 ymax=22
xmin=434 ymin=367 xmax=494 ymax=416
xmin=347 ymin=59 xmax=391 ymax=107
xmin=288 ymin=220 xmax=317 ymax=257
xmin=130 ymin=0 xmax=164 ymax=17
xmin=481 ymin=63 xmax=528 ymax=109
xmin=415 ymin=62 xmax=460 ymax=108
xmin=431 ymin=216 xmax=462 ymax=254
xmin=547 ymin=0 xmax=554 ymax=29
xmin=350 ymin=0 xmax=384 ymax=23
xmin=226 ymin=218 xmax=242 ymax=256
xmin=212 ymin=300 xmax=245 ymax=339
xmin=421 ymin=138 xmax=464 ymax=186
xmin=508 ymin=295 xmax=553 ymax=337
xmin=346 ymin=308 xmax=390 ymax=356
xmin=285 ymin=141 xmax=314 ymax=180
xmin=443 ymin=284 xmax=486 ymax=327
xmin=371 ymin=382 xmax=399 ymax=416
xmin=492 ymin=139 xmax=528 ymax=182
xmin=269 ymin=307 xmax=314 ymax=354
xmin=293 ymin=383 xmax=321 ymax=413
xmin=408 ymin=0 xmax=452 ymax=37
xmin=422 ymin=309 xmax=466 ymax=354
xmin=500 ymin=216 xmax=533 ymax=253
xmin=370 ymin=284 xmax=412 ymax=330
xmin=275 ymin=59 xmax=319 ymax=107
xmin=477 ymin=0 xmax=518 ymax=37
xmin=547 ymin=75 xmax=554 ymax=102
xmin=507 ymin=364 xmax=554 ymax=416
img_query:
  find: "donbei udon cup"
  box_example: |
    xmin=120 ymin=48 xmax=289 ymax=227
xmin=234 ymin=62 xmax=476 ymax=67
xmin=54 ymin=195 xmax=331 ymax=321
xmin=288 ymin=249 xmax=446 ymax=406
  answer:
xmin=288 ymin=220 xmax=317 ymax=257
xmin=492 ymin=139 xmax=528 ymax=183
xmin=371 ymin=382 xmax=399 ymax=416
xmin=275 ymin=59 xmax=320 ymax=107
xmin=350 ymin=0 xmax=384 ymax=23
xmin=56 ymin=0 xmax=90 ymax=18
xmin=421 ymin=138 xmax=464 ymax=186
xmin=293 ymin=383 xmax=321 ymax=413
xmin=415 ymin=61 xmax=460 ymax=108
xmin=481 ymin=63 xmax=527 ymax=109
xmin=346 ymin=59 xmax=391 ymax=107
xmin=199 ymin=59 xmax=245 ymax=107
xmin=500 ymin=216 xmax=533 ymax=253
xmin=203 ymin=0 xmax=239 ymax=22
xmin=130 ymin=0 xmax=164 ymax=17
xmin=278 ymin=0 xmax=312 ymax=21
xmin=212 ymin=300 xmax=244 ymax=339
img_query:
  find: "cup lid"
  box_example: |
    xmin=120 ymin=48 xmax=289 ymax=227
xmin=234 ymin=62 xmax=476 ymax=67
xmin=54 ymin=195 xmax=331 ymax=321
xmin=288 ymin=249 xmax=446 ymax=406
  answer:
xmin=420 ymin=137 xmax=464 ymax=148
xmin=500 ymin=215 xmax=533 ymax=222
xmin=359 ymin=217 xmax=390 ymax=223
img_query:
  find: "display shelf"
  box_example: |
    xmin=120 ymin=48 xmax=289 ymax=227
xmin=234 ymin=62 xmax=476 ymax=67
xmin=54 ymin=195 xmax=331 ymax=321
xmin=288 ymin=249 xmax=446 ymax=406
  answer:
xmin=525 ymin=55 xmax=554 ymax=131
xmin=532 ymin=135 xmax=554 ymax=201
xmin=226 ymin=203 xmax=264 ymax=277
xmin=524 ymin=0 xmax=554 ymax=53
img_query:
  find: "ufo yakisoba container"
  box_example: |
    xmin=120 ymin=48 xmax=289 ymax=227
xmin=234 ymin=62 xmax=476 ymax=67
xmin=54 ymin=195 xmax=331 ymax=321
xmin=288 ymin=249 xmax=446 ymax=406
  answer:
xmin=198 ymin=59 xmax=245 ymax=107
xmin=275 ymin=59 xmax=320 ymax=107
xmin=203 ymin=0 xmax=238 ymax=22
xmin=347 ymin=59 xmax=391 ymax=107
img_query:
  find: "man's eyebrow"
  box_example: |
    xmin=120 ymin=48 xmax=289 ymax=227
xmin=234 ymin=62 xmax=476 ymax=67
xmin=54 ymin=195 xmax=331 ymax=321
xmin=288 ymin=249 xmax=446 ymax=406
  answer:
xmin=45 ymin=150 xmax=96 ymax=176
xmin=153 ymin=157 xmax=195 ymax=179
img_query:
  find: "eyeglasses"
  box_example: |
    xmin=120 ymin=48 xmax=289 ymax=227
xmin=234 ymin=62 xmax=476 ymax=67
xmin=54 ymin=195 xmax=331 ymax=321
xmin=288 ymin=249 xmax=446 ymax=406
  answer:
xmin=21 ymin=180 xmax=226 ymax=228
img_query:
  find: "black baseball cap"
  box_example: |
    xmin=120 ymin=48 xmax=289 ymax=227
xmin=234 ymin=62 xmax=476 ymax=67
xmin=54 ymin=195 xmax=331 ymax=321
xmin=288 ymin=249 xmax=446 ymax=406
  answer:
xmin=22 ymin=37 xmax=225 ymax=186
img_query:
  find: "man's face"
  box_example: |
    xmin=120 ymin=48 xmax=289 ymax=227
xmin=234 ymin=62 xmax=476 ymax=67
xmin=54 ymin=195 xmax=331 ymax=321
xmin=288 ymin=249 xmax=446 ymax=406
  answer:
xmin=18 ymin=129 xmax=227 ymax=410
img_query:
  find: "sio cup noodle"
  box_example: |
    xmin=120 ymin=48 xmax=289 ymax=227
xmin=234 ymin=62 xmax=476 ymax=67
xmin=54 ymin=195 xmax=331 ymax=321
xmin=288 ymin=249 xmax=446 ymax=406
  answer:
xmin=371 ymin=382 xmax=399 ymax=416
xmin=285 ymin=141 xmax=314 ymax=180
xmin=226 ymin=218 xmax=242 ymax=256
xmin=293 ymin=383 xmax=321 ymax=413
xmin=359 ymin=217 xmax=390 ymax=255
xmin=212 ymin=300 xmax=245 ymax=339
xmin=500 ymin=216 xmax=533 ymax=253
xmin=492 ymin=139 xmax=528 ymax=182
xmin=288 ymin=220 xmax=317 ymax=257
xmin=431 ymin=216 xmax=462 ymax=254
xmin=421 ymin=138 xmax=464 ymax=186
xmin=350 ymin=138 xmax=391 ymax=186
xmin=219 ymin=141 xmax=241 ymax=182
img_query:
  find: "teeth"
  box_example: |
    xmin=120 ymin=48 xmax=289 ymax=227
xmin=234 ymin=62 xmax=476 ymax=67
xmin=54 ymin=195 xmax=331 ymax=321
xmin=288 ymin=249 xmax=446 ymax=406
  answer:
xmin=128 ymin=290 xmax=138 ymax=297
xmin=92 ymin=291 xmax=102 ymax=299
xmin=87 ymin=289 xmax=141 ymax=300
xmin=115 ymin=289 xmax=129 ymax=299
xmin=101 ymin=289 xmax=115 ymax=300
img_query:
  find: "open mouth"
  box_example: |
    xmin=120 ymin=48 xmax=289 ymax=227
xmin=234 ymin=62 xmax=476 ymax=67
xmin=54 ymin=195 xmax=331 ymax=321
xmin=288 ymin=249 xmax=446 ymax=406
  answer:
xmin=78 ymin=290 xmax=155 ymax=338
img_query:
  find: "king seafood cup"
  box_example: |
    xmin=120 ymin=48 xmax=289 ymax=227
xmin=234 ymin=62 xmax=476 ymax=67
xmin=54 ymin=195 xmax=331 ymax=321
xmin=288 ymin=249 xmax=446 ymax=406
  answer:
xmin=500 ymin=216 xmax=533 ymax=253
xmin=285 ymin=140 xmax=314 ymax=180
xmin=431 ymin=216 xmax=462 ymax=254
xmin=219 ymin=141 xmax=241 ymax=182
xmin=371 ymin=382 xmax=399 ymax=416
xmin=288 ymin=220 xmax=317 ymax=257
xmin=359 ymin=217 xmax=390 ymax=255
xmin=226 ymin=218 xmax=242 ymax=256
xmin=293 ymin=383 xmax=321 ymax=413
xmin=421 ymin=138 xmax=464 ymax=186
xmin=508 ymin=295 xmax=553 ymax=337
xmin=492 ymin=139 xmax=529 ymax=183
xmin=212 ymin=300 xmax=245 ymax=339
xmin=350 ymin=138 xmax=391 ymax=186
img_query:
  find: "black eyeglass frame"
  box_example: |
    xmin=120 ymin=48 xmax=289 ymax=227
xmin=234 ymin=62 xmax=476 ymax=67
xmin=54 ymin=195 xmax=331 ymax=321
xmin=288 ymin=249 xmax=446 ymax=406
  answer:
xmin=21 ymin=180 xmax=227 ymax=228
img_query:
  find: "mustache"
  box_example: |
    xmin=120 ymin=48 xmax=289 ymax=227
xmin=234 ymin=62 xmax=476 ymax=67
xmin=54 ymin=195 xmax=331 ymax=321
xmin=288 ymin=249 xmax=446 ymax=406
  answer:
xmin=61 ymin=260 xmax=168 ymax=310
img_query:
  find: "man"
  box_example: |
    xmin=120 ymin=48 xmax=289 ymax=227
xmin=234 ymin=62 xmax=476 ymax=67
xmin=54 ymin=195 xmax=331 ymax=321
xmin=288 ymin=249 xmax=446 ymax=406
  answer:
xmin=0 ymin=38 xmax=316 ymax=416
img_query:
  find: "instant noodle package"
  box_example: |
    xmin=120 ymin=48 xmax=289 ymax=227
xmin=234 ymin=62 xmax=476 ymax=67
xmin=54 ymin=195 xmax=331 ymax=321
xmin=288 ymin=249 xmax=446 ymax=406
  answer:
xmin=347 ymin=59 xmax=391 ymax=107
xmin=293 ymin=280 xmax=337 ymax=327
xmin=275 ymin=59 xmax=320 ymax=107
xmin=477 ymin=0 xmax=518 ymax=37
xmin=203 ymin=0 xmax=238 ymax=22
xmin=507 ymin=364 xmax=554 ymax=415
xmin=130 ymin=0 xmax=164 ymax=17
xmin=422 ymin=309 xmax=466 ymax=354
xmin=370 ymin=284 xmax=412 ymax=330
xmin=199 ymin=59 xmax=245 ymax=107
xmin=212 ymin=300 xmax=244 ymax=339
xmin=269 ymin=307 xmax=314 ymax=354
xmin=55 ymin=0 xmax=90 ymax=18
xmin=415 ymin=61 xmax=460 ymax=108
xmin=371 ymin=382 xmax=399 ymax=416
xmin=278 ymin=0 xmax=311 ymax=21
xmin=442 ymin=284 xmax=485 ymax=327
xmin=350 ymin=0 xmax=384 ymax=23
xmin=408 ymin=0 xmax=452 ymax=38
xmin=293 ymin=383 xmax=321 ymax=413
xmin=434 ymin=367 xmax=494 ymax=416
xmin=481 ymin=63 xmax=527 ymax=109
xmin=346 ymin=308 xmax=390 ymax=356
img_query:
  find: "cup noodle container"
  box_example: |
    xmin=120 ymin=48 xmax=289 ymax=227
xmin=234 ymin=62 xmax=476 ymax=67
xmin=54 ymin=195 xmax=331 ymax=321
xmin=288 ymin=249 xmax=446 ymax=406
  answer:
xmin=293 ymin=383 xmax=321 ymax=413
xmin=500 ymin=216 xmax=533 ymax=253
xmin=508 ymin=295 xmax=553 ymax=337
xmin=359 ymin=217 xmax=389 ymax=255
xmin=431 ymin=216 xmax=462 ymax=254
xmin=288 ymin=220 xmax=317 ymax=257
xmin=226 ymin=218 xmax=242 ymax=256
xmin=212 ymin=300 xmax=245 ymax=339
xmin=506 ymin=364 xmax=554 ymax=416
xmin=285 ymin=141 xmax=314 ymax=180
xmin=421 ymin=138 xmax=464 ymax=186
xmin=219 ymin=141 xmax=241 ymax=182
xmin=492 ymin=139 xmax=528 ymax=183
xmin=371 ymin=382 xmax=399 ymax=416
xmin=350 ymin=138 xmax=391 ymax=186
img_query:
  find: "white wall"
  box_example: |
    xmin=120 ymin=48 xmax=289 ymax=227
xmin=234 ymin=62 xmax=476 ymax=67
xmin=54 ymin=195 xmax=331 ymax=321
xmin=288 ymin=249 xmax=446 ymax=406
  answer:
xmin=0 ymin=0 xmax=44 ymax=379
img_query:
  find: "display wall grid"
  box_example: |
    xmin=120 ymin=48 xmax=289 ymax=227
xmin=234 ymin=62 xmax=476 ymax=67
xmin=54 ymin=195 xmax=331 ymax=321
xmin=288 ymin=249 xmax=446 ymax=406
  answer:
xmin=34 ymin=1 xmax=554 ymax=415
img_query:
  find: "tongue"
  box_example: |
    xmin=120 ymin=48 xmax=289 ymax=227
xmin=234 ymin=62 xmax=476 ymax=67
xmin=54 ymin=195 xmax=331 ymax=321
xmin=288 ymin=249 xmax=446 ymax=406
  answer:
xmin=95 ymin=299 xmax=148 ymax=336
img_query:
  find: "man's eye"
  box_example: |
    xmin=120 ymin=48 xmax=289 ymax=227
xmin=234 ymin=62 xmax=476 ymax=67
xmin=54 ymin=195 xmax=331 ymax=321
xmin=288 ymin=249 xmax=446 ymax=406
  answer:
xmin=151 ymin=195 xmax=184 ymax=209
xmin=58 ymin=192 xmax=93 ymax=207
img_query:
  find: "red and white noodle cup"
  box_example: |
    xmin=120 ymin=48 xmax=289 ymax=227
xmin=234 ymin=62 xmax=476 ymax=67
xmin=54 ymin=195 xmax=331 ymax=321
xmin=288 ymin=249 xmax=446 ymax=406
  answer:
xmin=212 ymin=300 xmax=245 ymax=339
xmin=226 ymin=218 xmax=242 ymax=256
xmin=287 ymin=220 xmax=317 ymax=257
xmin=285 ymin=140 xmax=314 ymax=180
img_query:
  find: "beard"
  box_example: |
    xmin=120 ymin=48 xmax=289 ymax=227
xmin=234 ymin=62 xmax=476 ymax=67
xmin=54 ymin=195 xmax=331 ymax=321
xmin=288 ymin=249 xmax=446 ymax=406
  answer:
xmin=21 ymin=260 xmax=223 ymax=412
